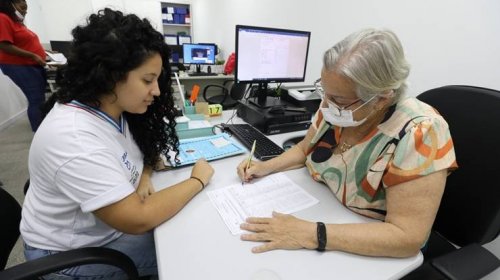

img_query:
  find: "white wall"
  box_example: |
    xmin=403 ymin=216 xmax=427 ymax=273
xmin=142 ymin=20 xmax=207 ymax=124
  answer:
xmin=24 ymin=0 xmax=163 ymax=44
xmin=0 ymin=71 xmax=28 ymax=131
xmin=24 ymin=0 xmax=500 ymax=96
xmin=32 ymin=0 xmax=93 ymax=42
xmin=191 ymin=0 xmax=500 ymax=96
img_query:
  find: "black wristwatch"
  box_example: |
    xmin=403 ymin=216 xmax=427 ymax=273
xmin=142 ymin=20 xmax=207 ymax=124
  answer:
xmin=316 ymin=222 xmax=327 ymax=252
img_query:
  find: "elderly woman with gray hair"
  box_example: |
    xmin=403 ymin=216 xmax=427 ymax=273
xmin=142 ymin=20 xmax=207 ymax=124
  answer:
xmin=236 ymin=28 xmax=457 ymax=257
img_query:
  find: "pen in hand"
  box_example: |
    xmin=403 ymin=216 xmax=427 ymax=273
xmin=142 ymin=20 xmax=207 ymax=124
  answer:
xmin=242 ymin=140 xmax=256 ymax=185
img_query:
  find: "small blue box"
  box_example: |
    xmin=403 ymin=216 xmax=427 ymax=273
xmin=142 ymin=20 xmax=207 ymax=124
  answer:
xmin=175 ymin=7 xmax=187 ymax=14
xmin=173 ymin=14 xmax=181 ymax=24
xmin=179 ymin=14 xmax=185 ymax=24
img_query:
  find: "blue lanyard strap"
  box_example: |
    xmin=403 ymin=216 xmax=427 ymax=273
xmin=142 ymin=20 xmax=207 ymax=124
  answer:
xmin=65 ymin=100 xmax=125 ymax=134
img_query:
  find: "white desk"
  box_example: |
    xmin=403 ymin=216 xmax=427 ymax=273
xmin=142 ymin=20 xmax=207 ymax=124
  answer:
xmin=152 ymin=111 xmax=423 ymax=280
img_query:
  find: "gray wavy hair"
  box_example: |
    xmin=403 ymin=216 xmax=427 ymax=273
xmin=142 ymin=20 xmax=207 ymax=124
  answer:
xmin=323 ymin=28 xmax=410 ymax=104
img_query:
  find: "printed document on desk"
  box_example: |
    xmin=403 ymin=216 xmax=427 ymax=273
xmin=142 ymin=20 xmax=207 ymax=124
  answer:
xmin=207 ymin=173 xmax=319 ymax=235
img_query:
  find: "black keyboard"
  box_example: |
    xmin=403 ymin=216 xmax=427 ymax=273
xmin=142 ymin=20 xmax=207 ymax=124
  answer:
xmin=188 ymin=72 xmax=218 ymax=76
xmin=222 ymin=123 xmax=284 ymax=161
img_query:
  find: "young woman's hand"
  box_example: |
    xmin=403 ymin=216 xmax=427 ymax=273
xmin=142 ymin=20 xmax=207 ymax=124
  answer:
xmin=136 ymin=166 xmax=155 ymax=200
xmin=136 ymin=181 xmax=155 ymax=200
xmin=190 ymin=158 xmax=214 ymax=188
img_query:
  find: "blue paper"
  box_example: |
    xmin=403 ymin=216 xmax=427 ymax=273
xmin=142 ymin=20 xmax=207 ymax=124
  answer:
xmin=172 ymin=134 xmax=245 ymax=167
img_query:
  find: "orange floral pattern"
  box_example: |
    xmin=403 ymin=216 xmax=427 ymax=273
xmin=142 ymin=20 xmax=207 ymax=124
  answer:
xmin=305 ymin=97 xmax=457 ymax=220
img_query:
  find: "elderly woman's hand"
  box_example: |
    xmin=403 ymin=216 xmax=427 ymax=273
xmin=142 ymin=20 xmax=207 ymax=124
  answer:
xmin=240 ymin=211 xmax=317 ymax=253
xmin=236 ymin=159 xmax=273 ymax=183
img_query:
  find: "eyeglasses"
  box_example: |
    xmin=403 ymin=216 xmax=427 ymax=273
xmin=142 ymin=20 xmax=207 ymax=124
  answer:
xmin=314 ymin=78 xmax=361 ymax=109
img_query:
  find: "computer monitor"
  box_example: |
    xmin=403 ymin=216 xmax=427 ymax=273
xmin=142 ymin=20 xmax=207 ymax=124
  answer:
xmin=182 ymin=43 xmax=216 ymax=74
xmin=235 ymin=25 xmax=311 ymax=108
xmin=49 ymin=40 xmax=72 ymax=58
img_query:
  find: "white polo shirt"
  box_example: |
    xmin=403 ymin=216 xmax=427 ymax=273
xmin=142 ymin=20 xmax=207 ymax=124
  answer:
xmin=21 ymin=102 xmax=143 ymax=251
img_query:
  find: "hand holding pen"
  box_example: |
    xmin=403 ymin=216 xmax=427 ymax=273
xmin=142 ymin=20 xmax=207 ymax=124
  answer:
xmin=241 ymin=140 xmax=256 ymax=185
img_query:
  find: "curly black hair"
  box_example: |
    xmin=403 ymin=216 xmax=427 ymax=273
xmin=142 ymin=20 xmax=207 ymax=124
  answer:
xmin=44 ymin=8 xmax=179 ymax=167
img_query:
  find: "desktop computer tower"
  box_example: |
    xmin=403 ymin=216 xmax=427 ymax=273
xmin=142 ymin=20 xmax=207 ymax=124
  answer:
xmin=236 ymin=99 xmax=312 ymax=135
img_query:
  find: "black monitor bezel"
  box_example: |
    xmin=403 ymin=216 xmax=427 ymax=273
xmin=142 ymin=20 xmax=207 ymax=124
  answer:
xmin=49 ymin=40 xmax=73 ymax=58
xmin=235 ymin=24 xmax=311 ymax=84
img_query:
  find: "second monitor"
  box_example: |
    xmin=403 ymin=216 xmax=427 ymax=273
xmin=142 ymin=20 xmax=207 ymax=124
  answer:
xmin=182 ymin=43 xmax=217 ymax=76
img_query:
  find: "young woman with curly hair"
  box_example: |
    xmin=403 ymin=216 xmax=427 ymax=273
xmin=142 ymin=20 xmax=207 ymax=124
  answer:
xmin=20 ymin=8 xmax=214 ymax=279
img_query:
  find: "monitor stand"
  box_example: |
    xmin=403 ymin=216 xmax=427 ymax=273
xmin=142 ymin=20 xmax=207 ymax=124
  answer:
xmin=188 ymin=64 xmax=208 ymax=76
xmin=195 ymin=64 xmax=202 ymax=74
xmin=248 ymin=82 xmax=286 ymax=109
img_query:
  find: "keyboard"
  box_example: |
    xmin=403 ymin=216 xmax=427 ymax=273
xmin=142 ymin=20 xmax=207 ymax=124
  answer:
xmin=188 ymin=72 xmax=218 ymax=77
xmin=222 ymin=123 xmax=284 ymax=161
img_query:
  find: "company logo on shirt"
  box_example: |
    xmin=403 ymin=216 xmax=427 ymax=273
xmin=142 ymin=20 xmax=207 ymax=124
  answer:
xmin=121 ymin=152 xmax=139 ymax=185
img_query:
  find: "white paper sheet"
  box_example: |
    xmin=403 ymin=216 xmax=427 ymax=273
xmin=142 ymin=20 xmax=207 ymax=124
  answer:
xmin=207 ymin=173 xmax=319 ymax=235
xmin=45 ymin=51 xmax=67 ymax=64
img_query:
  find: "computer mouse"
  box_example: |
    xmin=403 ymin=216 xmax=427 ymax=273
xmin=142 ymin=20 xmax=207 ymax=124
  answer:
xmin=282 ymin=136 xmax=304 ymax=150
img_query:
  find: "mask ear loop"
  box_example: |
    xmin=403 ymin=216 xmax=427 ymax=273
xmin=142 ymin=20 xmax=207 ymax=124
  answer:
xmin=373 ymin=89 xmax=395 ymax=111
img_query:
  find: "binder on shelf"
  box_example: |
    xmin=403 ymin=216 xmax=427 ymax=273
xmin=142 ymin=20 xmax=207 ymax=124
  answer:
xmin=178 ymin=34 xmax=191 ymax=45
xmin=164 ymin=34 xmax=178 ymax=45
xmin=163 ymin=13 xmax=173 ymax=23
xmin=175 ymin=7 xmax=188 ymax=14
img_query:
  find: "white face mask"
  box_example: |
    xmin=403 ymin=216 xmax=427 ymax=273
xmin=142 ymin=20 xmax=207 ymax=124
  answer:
xmin=12 ymin=5 xmax=24 ymax=21
xmin=320 ymin=94 xmax=377 ymax=127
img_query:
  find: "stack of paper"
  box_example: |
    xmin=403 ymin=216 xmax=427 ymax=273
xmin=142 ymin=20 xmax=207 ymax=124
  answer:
xmin=45 ymin=51 xmax=67 ymax=65
xmin=207 ymin=173 xmax=319 ymax=235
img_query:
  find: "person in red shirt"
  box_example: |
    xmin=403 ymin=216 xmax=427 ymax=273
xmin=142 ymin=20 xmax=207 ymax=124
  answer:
xmin=0 ymin=0 xmax=46 ymax=131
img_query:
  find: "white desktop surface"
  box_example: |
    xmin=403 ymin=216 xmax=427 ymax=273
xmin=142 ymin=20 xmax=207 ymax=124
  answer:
xmin=178 ymin=73 xmax=234 ymax=80
xmin=152 ymin=111 xmax=423 ymax=280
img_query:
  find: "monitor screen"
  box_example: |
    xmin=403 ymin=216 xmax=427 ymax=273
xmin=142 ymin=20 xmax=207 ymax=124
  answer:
xmin=182 ymin=43 xmax=216 ymax=65
xmin=235 ymin=25 xmax=311 ymax=83
xmin=50 ymin=40 xmax=72 ymax=58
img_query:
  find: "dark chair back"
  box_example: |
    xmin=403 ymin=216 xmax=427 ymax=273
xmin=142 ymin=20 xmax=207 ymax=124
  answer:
xmin=417 ymin=85 xmax=500 ymax=247
xmin=203 ymin=81 xmax=247 ymax=109
xmin=0 ymin=181 xmax=141 ymax=279
xmin=0 ymin=187 xmax=21 ymax=270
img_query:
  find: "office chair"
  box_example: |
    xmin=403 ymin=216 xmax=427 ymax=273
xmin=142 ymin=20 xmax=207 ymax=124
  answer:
xmin=402 ymin=85 xmax=500 ymax=280
xmin=0 ymin=186 xmax=140 ymax=280
xmin=202 ymin=80 xmax=247 ymax=109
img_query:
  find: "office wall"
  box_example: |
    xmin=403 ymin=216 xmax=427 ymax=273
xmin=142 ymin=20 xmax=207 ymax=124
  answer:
xmin=192 ymin=0 xmax=500 ymax=96
xmin=30 ymin=0 xmax=93 ymax=42
xmin=22 ymin=0 xmax=500 ymax=96
xmin=24 ymin=0 xmax=162 ymax=43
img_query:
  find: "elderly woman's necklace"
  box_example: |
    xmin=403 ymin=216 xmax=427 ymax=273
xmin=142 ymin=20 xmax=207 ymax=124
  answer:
xmin=337 ymin=141 xmax=353 ymax=153
xmin=334 ymin=127 xmax=354 ymax=153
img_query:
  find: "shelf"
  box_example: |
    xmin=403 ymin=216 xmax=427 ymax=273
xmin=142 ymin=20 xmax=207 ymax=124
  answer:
xmin=163 ymin=23 xmax=191 ymax=27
